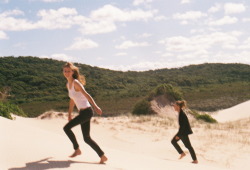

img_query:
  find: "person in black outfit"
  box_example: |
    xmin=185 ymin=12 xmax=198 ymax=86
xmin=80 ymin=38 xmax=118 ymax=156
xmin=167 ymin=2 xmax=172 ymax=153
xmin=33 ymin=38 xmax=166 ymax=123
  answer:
xmin=171 ymin=100 xmax=198 ymax=164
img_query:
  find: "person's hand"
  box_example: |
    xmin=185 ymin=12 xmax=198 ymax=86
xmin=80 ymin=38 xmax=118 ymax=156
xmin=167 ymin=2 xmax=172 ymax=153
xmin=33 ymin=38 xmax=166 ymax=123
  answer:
xmin=68 ymin=114 xmax=72 ymax=121
xmin=95 ymin=107 xmax=102 ymax=116
xmin=175 ymin=136 xmax=180 ymax=140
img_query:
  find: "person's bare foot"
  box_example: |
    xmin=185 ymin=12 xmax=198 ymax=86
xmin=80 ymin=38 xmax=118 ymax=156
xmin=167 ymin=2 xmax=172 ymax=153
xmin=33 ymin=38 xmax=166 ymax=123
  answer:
xmin=179 ymin=153 xmax=186 ymax=159
xmin=99 ymin=155 xmax=108 ymax=164
xmin=192 ymin=160 xmax=198 ymax=164
xmin=69 ymin=149 xmax=81 ymax=158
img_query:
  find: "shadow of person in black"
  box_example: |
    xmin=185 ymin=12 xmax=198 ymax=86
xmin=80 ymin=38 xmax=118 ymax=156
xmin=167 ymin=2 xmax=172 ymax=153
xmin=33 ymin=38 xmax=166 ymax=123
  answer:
xmin=8 ymin=157 xmax=103 ymax=170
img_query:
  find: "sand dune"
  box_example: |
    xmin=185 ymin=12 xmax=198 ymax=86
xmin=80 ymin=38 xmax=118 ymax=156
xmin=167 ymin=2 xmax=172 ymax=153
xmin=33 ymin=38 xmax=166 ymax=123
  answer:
xmin=150 ymin=95 xmax=176 ymax=118
xmin=1 ymin=101 xmax=250 ymax=170
xmin=211 ymin=100 xmax=250 ymax=123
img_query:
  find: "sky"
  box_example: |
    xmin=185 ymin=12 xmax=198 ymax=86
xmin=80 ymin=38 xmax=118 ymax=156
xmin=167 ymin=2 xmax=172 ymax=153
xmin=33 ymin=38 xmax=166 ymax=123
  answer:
xmin=0 ymin=0 xmax=250 ymax=71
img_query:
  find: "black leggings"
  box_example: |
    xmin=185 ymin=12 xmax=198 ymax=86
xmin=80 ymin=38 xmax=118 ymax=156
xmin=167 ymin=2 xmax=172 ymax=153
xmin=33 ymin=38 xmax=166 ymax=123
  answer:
xmin=63 ymin=107 xmax=104 ymax=157
xmin=171 ymin=135 xmax=197 ymax=161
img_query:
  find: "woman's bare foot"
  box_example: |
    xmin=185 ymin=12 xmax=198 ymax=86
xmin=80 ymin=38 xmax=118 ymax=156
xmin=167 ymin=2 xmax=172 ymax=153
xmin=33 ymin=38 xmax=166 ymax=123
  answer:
xmin=99 ymin=155 xmax=108 ymax=164
xmin=179 ymin=153 xmax=186 ymax=159
xmin=69 ymin=148 xmax=82 ymax=158
xmin=192 ymin=160 xmax=198 ymax=164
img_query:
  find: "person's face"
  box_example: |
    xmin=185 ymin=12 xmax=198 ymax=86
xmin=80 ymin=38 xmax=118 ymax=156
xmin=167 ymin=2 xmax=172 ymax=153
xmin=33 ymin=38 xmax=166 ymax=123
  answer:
xmin=63 ymin=67 xmax=74 ymax=79
xmin=173 ymin=103 xmax=179 ymax=112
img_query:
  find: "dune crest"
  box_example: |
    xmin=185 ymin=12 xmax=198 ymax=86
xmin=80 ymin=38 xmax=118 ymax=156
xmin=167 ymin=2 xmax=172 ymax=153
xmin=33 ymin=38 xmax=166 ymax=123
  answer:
xmin=37 ymin=111 xmax=78 ymax=120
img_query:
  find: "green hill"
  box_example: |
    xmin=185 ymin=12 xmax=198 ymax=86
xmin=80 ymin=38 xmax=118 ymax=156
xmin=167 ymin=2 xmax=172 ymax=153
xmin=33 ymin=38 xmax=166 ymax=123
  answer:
xmin=0 ymin=56 xmax=249 ymax=117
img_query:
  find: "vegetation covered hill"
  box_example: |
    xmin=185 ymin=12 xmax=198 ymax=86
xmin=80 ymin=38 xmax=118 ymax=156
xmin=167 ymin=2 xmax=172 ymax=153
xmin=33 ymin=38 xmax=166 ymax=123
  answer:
xmin=0 ymin=56 xmax=249 ymax=117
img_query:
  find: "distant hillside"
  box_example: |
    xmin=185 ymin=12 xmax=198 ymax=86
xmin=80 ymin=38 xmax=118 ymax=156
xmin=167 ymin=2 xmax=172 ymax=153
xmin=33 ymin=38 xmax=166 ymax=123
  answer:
xmin=0 ymin=56 xmax=249 ymax=117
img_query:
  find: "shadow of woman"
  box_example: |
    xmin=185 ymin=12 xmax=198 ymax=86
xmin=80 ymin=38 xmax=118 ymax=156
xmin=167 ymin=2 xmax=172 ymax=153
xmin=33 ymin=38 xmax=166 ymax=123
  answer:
xmin=8 ymin=157 xmax=101 ymax=170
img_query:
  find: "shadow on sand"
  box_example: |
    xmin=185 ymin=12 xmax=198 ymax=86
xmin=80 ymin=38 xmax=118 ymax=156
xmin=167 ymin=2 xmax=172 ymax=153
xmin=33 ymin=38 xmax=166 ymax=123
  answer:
xmin=8 ymin=157 xmax=103 ymax=170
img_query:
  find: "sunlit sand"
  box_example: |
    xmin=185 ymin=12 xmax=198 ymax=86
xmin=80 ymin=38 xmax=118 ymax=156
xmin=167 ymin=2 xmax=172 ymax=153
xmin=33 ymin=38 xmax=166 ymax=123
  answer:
xmin=1 ymin=100 xmax=249 ymax=169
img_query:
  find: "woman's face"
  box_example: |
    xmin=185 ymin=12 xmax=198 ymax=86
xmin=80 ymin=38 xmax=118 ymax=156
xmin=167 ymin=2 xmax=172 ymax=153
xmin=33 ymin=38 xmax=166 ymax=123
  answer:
xmin=63 ymin=67 xmax=74 ymax=79
xmin=173 ymin=103 xmax=180 ymax=112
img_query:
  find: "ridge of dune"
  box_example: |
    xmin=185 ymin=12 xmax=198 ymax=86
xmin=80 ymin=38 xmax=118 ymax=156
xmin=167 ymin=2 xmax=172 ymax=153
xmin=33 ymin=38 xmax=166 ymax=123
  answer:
xmin=37 ymin=111 xmax=69 ymax=119
xmin=211 ymin=100 xmax=250 ymax=122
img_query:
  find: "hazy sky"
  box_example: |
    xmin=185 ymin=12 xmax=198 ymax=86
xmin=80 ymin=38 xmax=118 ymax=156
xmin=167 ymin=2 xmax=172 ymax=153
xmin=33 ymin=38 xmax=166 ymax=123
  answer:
xmin=1 ymin=0 xmax=250 ymax=71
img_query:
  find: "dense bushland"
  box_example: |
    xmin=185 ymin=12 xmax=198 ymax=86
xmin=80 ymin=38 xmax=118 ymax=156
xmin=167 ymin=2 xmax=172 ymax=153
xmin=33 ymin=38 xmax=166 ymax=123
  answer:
xmin=0 ymin=56 xmax=249 ymax=117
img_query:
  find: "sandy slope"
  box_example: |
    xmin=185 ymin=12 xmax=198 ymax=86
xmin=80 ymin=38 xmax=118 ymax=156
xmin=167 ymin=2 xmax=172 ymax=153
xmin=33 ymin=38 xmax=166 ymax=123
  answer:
xmin=1 ymin=100 xmax=250 ymax=170
xmin=211 ymin=100 xmax=250 ymax=122
xmin=150 ymin=95 xmax=176 ymax=118
xmin=0 ymin=114 xmax=233 ymax=170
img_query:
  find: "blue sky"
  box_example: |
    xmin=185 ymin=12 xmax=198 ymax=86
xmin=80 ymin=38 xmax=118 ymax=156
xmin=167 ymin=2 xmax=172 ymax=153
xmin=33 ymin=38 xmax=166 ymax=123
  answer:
xmin=0 ymin=0 xmax=250 ymax=71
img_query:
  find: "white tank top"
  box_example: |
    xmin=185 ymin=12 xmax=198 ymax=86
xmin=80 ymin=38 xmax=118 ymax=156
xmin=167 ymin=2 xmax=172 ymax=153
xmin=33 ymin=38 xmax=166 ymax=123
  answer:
xmin=67 ymin=79 xmax=91 ymax=110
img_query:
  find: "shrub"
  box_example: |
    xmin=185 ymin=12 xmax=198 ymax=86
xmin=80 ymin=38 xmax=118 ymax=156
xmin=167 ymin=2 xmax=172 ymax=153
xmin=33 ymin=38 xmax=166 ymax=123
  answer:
xmin=188 ymin=109 xmax=199 ymax=117
xmin=196 ymin=114 xmax=217 ymax=123
xmin=148 ymin=84 xmax=183 ymax=101
xmin=132 ymin=99 xmax=153 ymax=115
xmin=0 ymin=102 xmax=27 ymax=119
xmin=132 ymin=84 xmax=183 ymax=115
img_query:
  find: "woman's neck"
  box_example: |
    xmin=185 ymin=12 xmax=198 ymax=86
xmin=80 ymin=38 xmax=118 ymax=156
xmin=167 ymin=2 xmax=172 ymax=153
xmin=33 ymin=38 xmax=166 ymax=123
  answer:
xmin=67 ymin=77 xmax=74 ymax=83
xmin=177 ymin=107 xmax=181 ymax=113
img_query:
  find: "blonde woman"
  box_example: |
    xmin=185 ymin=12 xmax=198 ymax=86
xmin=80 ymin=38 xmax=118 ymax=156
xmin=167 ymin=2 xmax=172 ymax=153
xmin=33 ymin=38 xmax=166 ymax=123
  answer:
xmin=63 ymin=62 xmax=107 ymax=164
xmin=171 ymin=100 xmax=198 ymax=164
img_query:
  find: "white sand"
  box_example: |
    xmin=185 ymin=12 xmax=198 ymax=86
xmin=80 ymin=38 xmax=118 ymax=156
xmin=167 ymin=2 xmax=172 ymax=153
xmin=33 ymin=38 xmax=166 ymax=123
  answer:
xmin=1 ymin=102 xmax=250 ymax=170
xmin=211 ymin=100 xmax=250 ymax=123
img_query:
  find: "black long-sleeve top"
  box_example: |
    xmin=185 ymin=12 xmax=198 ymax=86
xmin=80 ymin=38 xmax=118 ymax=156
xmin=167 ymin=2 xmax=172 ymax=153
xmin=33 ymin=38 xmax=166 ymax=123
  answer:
xmin=176 ymin=109 xmax=193 ymax=136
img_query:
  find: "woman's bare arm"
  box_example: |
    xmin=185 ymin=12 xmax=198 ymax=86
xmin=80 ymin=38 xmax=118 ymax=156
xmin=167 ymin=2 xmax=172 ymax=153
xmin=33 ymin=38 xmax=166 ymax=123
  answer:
xmin=74 ymin=82 xmax=102 ymax=115
xmin=68 ymin=99 xmax=75 ymax=121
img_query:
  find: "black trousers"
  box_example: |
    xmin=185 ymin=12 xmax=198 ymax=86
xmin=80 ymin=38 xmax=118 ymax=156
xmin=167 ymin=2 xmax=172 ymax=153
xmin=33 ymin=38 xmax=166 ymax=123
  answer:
xmin=63 ymin=107 xmax=104 ymax=157
xmin=171 ymin=134 xmax=197 ymax=161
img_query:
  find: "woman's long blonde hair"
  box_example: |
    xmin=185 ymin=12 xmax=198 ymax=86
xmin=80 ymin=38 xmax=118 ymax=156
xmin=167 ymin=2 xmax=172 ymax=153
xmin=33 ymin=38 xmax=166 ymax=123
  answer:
xmin=63 ymin=62 xmax=86 ymax=85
